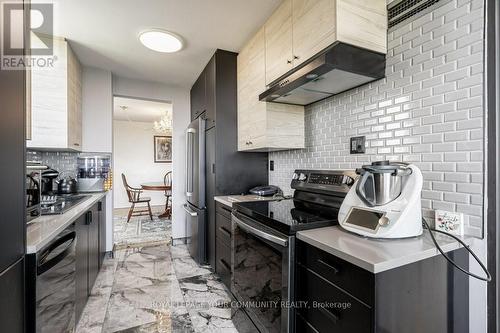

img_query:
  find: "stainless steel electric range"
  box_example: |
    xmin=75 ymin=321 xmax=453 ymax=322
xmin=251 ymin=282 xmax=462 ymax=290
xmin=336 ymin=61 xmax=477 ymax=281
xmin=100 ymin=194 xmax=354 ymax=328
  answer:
xmin=231 ymin=169 xmax=357 ymax=333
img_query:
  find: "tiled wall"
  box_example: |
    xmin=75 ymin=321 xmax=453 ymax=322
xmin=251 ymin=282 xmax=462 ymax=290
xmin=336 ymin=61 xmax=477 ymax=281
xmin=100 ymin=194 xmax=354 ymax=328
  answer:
xmin=269 ymin=0 xmax=485 ymax=237
xmin=27 ymin=150 xmax=112 ymax=179
xmin=27 ymin=150 xmax=79 ymax=177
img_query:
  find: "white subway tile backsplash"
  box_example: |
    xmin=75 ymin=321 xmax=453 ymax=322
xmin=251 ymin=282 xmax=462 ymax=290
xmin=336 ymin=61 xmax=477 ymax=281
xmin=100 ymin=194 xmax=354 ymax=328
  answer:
xmin=444 ymin=131 xmax=469 ymax=141
xmin=457 ymin=183 xmax=483 ymax=194
xmin=444 ymin=192 xmax=470 ymax=204
xmin=269 ymin=0 xmax=484 ymax=237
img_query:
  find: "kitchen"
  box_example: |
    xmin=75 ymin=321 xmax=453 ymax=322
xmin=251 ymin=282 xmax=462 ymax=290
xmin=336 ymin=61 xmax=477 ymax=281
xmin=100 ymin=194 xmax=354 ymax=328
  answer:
xmin=0 ymin=0 xmax=499 ymax=332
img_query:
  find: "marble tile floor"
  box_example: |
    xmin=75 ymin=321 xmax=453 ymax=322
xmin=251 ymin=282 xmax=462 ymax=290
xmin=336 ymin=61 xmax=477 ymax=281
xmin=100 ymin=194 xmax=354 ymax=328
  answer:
xmin=113 ymin=206 xmax=171 ymax=250
xmin=76 ymin=243 xmax=240 ymax=333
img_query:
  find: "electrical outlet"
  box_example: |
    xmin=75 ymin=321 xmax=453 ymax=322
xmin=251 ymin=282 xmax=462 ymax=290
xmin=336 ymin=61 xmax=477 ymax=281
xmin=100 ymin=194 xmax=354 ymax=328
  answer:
xmin=350 ymin=136 xmax=366 ymax=154
xmin=270 ymin=160 xmax=274 ymax=171
xmin=434 ymin=210 xmax=464 ymax=236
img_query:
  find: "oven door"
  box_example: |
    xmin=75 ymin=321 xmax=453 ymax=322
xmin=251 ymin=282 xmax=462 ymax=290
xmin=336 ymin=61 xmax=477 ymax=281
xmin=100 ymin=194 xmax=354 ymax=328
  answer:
xmin=231 ymin=211 xmax=294 ymax=333
xmin=35 ymin=228 xmax=76 ymax=333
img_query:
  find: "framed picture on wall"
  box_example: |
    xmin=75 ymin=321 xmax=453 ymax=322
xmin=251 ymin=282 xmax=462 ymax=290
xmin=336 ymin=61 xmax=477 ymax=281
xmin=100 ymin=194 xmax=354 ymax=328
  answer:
xmin=154 ymin=136 xmax=172 ymax=163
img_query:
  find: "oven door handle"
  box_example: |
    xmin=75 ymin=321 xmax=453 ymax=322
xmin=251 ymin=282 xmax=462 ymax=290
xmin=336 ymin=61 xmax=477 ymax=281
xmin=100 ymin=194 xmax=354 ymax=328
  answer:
xmin=233 ymin=215 xmax=288 ymax=247
xmin=37 ymin=231 xmax=76 ymax=276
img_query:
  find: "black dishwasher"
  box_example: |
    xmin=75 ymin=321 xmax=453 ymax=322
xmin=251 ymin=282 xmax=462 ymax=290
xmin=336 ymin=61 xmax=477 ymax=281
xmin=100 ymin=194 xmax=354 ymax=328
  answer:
xmin=26 ymin=224 xmax=77 ymax=333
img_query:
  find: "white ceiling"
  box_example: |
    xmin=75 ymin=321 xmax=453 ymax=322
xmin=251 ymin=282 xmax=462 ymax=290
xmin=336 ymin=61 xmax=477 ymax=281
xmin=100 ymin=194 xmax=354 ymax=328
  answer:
xmin=33 ymin=0 xmax=282 ymax=88
xmin=113 ymin=97 xmax=172 ymax=123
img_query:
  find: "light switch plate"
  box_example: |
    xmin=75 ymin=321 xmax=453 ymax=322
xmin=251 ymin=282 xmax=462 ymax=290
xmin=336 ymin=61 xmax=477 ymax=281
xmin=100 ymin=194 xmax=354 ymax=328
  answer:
xmin=350 ymin=136 xmax=366 ymax=154
xmin=434 ymin=210 xmax=464 ymax=236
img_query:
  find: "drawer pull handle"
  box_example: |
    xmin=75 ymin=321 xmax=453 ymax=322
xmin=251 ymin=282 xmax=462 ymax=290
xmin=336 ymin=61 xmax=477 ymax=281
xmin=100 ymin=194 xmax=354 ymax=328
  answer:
xmin=317 ymin=259 xmax=339 ymax=274
xmin=219 ymin=226 xmax=231 ymax=238
xmin=318 ymin=307 xmax=339 ymax=324
xmin=219 ymin=258 xmax=230 ymax=271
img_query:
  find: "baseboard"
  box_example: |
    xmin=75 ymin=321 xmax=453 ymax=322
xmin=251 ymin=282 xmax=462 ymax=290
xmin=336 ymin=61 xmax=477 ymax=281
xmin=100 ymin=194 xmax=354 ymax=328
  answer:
xmin=172 ymin=237 xmax=188 ymax=246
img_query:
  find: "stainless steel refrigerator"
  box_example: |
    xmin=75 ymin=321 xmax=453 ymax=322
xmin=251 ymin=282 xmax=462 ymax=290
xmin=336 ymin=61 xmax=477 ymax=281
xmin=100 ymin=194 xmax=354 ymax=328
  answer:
xmin=184 ymin=117 xmax=207 ymax=264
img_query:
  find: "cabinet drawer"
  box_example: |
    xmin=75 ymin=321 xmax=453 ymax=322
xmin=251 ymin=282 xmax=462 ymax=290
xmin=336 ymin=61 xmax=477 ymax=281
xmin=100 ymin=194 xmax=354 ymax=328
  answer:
xmin=216 ymin=201 xmax=232 ymax=219
xmin=297 ymin=240 xmax=374 ymax=306
xmin=216 ymin=213 xmax=232 ymax=246
xmin=297 ymin=265 xmax=373 ymax=333
xmin=215 ymin=240 xmax=231 ymax=288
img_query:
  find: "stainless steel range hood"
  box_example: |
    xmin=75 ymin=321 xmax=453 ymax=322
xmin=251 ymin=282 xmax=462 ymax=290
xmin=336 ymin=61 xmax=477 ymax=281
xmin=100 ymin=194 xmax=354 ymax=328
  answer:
xmin=259 ymin=42 xmax=386 ymax=106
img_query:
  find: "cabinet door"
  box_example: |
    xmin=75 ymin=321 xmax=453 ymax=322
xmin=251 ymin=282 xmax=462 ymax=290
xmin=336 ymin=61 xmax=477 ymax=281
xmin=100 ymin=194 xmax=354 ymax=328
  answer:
xmin=292 ymin=0 xmax=336 ymax=67
xmin=88 ymin=206 xmax=100 ymax=292
xmin=265 ymin=0 xmax=293 ymax=85
xmin=205 ymin=129 xmax=216 ymax=268
xmin=237 ymin=28 xmax=267 ymax=151
xmin=335 ymin=0 xmax=387 ymax=54
xmin=190 ymin=71 xmax=206 ymax=120
xmin=0 ymin=259 xmax=24 ymax=333
xmin=0 ymin=26 xmax=25 ymax=272
xmin=98 ymin=200 xmax=107 ymax=268
xmin=215 ymin=240 xmax=231 ymax=289
xmin=67 ymin=44 xmax=82 ymax=151
xmin=205 ymin=56 xmax=216 ymax=129
xmin=75 ymin=215 xmax=88 ymax=323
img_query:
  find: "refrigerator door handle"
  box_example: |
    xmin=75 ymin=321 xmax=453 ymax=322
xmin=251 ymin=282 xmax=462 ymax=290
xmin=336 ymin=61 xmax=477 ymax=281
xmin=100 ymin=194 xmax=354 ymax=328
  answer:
xmin=183 ymin=204 xmax=198 ymax=217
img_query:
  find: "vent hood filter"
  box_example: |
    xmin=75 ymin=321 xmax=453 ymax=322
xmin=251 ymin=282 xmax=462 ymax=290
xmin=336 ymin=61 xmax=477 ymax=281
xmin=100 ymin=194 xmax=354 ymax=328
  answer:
xmin=259 ymin=42 xmax=386 ymax=106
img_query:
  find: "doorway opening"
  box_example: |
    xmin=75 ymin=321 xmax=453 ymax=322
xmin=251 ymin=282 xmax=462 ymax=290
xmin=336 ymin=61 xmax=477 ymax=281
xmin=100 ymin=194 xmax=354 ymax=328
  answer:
xmin=112 ymin=96 xmax=173 ymax=249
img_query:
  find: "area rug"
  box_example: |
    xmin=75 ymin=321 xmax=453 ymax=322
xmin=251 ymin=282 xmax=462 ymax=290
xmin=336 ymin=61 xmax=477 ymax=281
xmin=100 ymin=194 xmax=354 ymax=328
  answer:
xmin=113 ymin=207 xmax=172 ymax=250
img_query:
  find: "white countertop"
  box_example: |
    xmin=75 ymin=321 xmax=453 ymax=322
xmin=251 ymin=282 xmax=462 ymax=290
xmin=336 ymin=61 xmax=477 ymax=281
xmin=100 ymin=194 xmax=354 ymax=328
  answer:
xmin=297 ymin=226 xmax=471 ymax=273
xmin=214 ymin=194 xmax=280 ymax=207
xmin=27 ymin=192 xmax=107 ymax=254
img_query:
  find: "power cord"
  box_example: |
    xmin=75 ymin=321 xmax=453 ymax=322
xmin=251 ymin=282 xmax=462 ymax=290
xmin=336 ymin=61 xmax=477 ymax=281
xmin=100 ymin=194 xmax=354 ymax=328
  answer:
xmin=422 ymin=218 xmax=491 ymax=282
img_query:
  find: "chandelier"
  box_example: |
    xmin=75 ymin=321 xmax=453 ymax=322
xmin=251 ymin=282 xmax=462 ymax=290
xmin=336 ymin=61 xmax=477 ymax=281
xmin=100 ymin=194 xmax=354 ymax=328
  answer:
xmin=153 ymin=111 xmax=173 ymax=134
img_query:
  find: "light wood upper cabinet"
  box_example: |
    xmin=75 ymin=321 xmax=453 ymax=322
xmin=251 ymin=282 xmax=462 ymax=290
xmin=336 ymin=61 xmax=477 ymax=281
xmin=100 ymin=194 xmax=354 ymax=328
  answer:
xmin=336 ymin=0 xmax=387 ymax=54
xmin=237 ymin=0 xmax=387 ymax=152
xmin=292 ymin=0 xmax=337 ymax=67
xmin=264 ymin=0 xmax=387 ymax=85
xmin=27 ymin=36 xmax=83 ymax=151
xmin=265 ymin=0 xmax=293 ymax=85
xmin=238 ymin=27 xmax=305 ymax=152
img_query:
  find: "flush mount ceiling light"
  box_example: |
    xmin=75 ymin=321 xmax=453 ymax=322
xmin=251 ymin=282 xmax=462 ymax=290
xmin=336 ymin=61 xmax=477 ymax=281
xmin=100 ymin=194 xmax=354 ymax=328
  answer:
xmin=139 ymin=30 xmax=183 ymax=53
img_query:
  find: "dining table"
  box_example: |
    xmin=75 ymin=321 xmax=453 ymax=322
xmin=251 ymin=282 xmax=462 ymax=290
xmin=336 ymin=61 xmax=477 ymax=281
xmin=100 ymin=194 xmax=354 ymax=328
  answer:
xmin=141 ymin=182 xmax=172 ymax=219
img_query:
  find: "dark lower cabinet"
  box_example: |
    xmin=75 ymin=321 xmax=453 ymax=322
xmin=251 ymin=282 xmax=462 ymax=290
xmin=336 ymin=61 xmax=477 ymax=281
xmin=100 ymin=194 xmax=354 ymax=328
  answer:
xmin=98 ymin=200 xmax=107 ymax=267
xmin=88 ymin=205 xmax=100 ymax=292
xmin=215 ymin=202 xmax=232 ymax=289
xmin=75 ymin=213 xmax=89 ymax=322
xmin=75 ymin=200 xmax=105 ymax=323
xmin=295 ymin=240 xmax=469 ymax=333
xmin=0 ymin=259 xmax=25 ymax=333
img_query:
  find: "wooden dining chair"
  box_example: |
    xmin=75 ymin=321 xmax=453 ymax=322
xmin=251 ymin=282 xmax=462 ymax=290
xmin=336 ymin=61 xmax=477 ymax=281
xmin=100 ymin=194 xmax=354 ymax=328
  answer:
xmin=121 ymin=173 xmax=153 ymax=222
xmin=163 ymin=171 xmax=172 ymax=219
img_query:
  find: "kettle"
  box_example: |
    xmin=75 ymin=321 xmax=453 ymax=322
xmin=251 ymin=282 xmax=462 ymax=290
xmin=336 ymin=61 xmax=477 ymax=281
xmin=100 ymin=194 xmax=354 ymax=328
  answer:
xmin=41 ymin=168 xmax=59 ymax=194
xmin=355 ymin=161 xmax=412 ymax=207
xmin=56 ymin=175 xmax=78 ymax=195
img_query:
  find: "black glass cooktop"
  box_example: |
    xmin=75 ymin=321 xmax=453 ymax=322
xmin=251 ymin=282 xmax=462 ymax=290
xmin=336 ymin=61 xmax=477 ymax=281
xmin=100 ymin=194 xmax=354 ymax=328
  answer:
xmin=233 ymin=199 xmax=339 ymax=235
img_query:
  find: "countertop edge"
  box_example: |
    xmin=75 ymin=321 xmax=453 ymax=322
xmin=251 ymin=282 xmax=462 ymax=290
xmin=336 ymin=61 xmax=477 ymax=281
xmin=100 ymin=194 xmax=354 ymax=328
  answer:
xmin=26 ymin=192 xmax=107 ymax=254
xmin=297 ymin=227 xmax=470 ymax=273
xmin=214 ymin=196 xmax=233 ymax=207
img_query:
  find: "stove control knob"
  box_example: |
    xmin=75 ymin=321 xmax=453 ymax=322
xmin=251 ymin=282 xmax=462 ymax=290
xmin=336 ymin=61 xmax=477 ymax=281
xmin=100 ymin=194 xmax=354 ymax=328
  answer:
xmin=298 ymin=173 xmax=307 ymax=181
xmin=378 ymin=216 xmax=390 ymax=227
xmin=292 ymin=172 xmax=299 ymax=180
xmin=343 ymin=176 xmax=355 ymax=186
